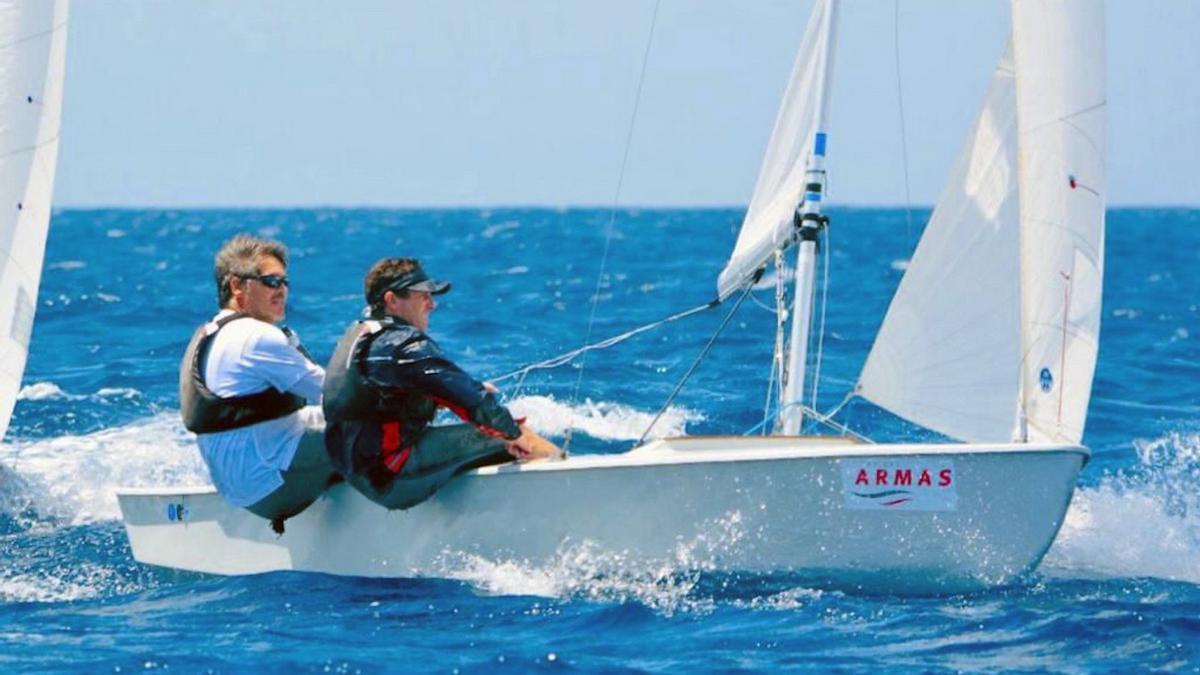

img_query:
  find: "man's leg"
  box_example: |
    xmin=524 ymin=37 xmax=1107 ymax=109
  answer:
xmin=370 ymin=424 xmax=512 ymax=510
xmin=246 ymin=429 xmax=339 ymax=521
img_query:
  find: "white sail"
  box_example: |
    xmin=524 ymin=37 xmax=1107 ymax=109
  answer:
xmin=858 ymin=44 xmax=1022 ymax=443
xmin=0 ymin=0 xmax=68 ymax=441
xmin=1012 ymin=0 xmax=1105 ymax=445
xmin=716 ymin=0 xmax=834 ymax=301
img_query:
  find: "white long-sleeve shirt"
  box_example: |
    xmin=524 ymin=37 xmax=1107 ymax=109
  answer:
xmin=195 ymin=310 xmax=325 ymax=507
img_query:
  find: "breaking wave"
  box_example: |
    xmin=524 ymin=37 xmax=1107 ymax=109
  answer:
xmin=506 ymin=395 xmax=701 ymax=441
xmin=17 ymin=382 xmax=141 ymax=402
xmin=1044 ymin=431 xmax=1200 ymax=584
xmin=436 ymin=511 xmax=746 ymax=615
xmin=0 ymin=413 xmax=209 ymax=526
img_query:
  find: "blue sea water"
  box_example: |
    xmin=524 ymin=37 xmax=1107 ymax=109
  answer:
xmin=0 ymin=207 xmax=1197 ymax=672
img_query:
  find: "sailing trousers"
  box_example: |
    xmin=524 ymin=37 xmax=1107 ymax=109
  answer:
xmin=245 ymin=429 xmax=339 ymax=521
xmin=346 ymin=424 xmax=512 ymax=510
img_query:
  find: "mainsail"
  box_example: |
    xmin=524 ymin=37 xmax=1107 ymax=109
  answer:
xmin=716 ymin=0 xmax=834 ymax=301
xmin=858 ymin=1 xmax=1104 ymax=445
xmin=0 ymin=0 xmax=69 ymax=441
xmin=1012 ymin=0 xmax=1106 ymax=445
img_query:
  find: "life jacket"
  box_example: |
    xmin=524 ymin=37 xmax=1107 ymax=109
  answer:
xmin=179 ymin=313 xmax=308 ymax=434
xmin=323 ymin=317 xmax=439 ymax=482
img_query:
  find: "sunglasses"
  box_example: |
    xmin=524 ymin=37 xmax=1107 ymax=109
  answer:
xmin=240 ymin=273 xmax=289 ymax=289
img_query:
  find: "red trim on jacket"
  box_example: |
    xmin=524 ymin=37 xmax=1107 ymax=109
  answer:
xmin=430 ymin=395 xmax=518 ymax=440
xmin=380 ymin=421 xmax=412 ymax=473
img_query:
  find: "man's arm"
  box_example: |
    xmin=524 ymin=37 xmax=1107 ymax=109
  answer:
xmin=370 ymin=332 xmax=520 ymax=440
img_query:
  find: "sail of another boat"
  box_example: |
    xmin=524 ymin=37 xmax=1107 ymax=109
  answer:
xmin=0 ymin=0 xmax=70 ymax=442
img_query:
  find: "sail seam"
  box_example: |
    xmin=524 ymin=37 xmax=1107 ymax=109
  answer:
xmin=0 ymin=21 xmax=68 ymax=52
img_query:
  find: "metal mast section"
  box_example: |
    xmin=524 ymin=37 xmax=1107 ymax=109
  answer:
xmin=778 ymin=0 xmax=838 ymax=436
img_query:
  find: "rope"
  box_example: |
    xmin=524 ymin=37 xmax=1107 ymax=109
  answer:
xmin=743 ymin=391 xmax=870 ymax=443
xmin=636 ymin=284 xmax=752 ymax=447
xmin=489 ymin=298 xmax=718 ymax=386
xmin=762 ymin=249 xmax=788 ymax=434
xmin=893 ymin=0 xmax=915 ymax=246
xmin=747 ymin=288 xmax=779 ymax=314
xmin=808 ymin=218 xmax=831 ymax=414
xmin=565 ymin=0 xmax=662 ymax=452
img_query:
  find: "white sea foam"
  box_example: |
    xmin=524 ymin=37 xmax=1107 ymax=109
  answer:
xmin=95 ymin=387 xmax=141 ymax=399
xmin=16 ymin=382 xmax=69 ymax=400
xmin=481 ymin=221 xmax=520 ymax=238
xmin=438 ymin=511 xmax=745 ymax=614
xmin=506 ymin=395 xmax=702 ymax=441
xmin=743 ymin=586 xmax=831 ymax=611
xmin=0 ymin=412 xmax=210 ymax=525
xmin=47 ymin=260 xmax=86 ymax=271
xmin=17 ymin=382 xmax=144 ymax=402
xmin=1043 ymin=431 xmax=1200 ymax=583
xmin=0 ymin=564 xmax=143 ymax=604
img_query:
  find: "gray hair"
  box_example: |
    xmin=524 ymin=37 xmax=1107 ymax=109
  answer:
xmin=213 ymin=234 xmax=288 ymax=308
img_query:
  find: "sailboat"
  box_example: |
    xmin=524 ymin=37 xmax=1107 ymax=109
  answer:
xmin=117 ymin=0 xmax=1104 ymax=593
xmin=0 ymin=1 xmax=69 ymax=442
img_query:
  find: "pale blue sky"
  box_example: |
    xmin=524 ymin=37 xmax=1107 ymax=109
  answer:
xmin=57 ymin=1 xmax=1199 ymax=208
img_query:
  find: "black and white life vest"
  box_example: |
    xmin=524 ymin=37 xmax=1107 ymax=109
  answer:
xmin=322 ymin=318 xmax=437 ymax=479
xmin=179 ymin=313 xmax=307 ymax=434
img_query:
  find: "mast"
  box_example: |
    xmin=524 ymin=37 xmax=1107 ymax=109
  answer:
xmin=778 ymin=0 xmax=837 ymax=435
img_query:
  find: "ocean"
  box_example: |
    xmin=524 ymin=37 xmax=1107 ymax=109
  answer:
xmin=0 ymin=207 xmax=1197 ymax=672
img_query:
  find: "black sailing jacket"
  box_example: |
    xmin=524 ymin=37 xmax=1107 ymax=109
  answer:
xmin=323 ymin=316 xmax=520 ymax=479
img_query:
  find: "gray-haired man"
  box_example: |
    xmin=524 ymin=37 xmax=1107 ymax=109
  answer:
xmin=179 ymin=233 xmax=335 ymax=531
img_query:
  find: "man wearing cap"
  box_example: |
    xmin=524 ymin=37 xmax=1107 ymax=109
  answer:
xmin=323 ymin=257 xmax=560 ymax=510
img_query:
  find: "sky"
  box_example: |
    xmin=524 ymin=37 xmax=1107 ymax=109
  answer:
xmin=55 ymin=0 xmax=1200 ymax=208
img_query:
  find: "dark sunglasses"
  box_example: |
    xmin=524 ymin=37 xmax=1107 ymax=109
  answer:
xmin=240 ymin=273 xmax=289 ymax=289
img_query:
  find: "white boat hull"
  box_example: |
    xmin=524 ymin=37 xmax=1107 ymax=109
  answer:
xmin=117 ymin=437 xmax=1087 ymax=593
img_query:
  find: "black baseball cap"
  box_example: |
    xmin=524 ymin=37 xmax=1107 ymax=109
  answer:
xmin=368 ymin=266 xmax=451 ymax=305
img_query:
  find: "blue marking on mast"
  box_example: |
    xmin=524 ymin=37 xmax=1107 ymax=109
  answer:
xmin=805 ymin=193 xmax=822 ymax=203
xmin=814 ymin=132 xmax=827 ymax=157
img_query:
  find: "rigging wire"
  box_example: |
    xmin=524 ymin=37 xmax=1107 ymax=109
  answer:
xmin=747 ymin=288 xmax=780 ymax=314
xmin=761 ymin=249 xmax=789 ymax=434
xmin=806 ymin=219 xmax=832 ymax=430
xmin=742 ymin=391 xmax=870 ymax=444
xmin=564 ymin=0 xmax=662 ymax=452
xmin=637 ymin=284 xmax=753 ymax=447
xmin=893 ymin=0 xmax=915 ymax=246
xmin=490 ymin=298 xmax=718 ymax=388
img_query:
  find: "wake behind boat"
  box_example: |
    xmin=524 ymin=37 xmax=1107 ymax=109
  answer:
xmin=118 ymin=0 xmax=1105 ymax=593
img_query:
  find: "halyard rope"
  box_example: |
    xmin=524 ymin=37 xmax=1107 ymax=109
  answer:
xmin=563 ymin=0 xmax=663 ymax=453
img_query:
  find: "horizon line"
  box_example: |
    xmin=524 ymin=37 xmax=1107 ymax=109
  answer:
xmin=50 ymin=202 xmax=1199 ymax=212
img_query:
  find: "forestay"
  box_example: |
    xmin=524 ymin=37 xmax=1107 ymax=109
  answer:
xmin=0 ymin=0 xmax=68 ymax=441
xmin=716 ymin=0 xmax=834 ymax=301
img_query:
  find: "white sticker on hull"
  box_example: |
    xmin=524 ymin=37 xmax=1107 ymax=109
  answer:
xmin=840 ymin=459 xmax=958 ymax=512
